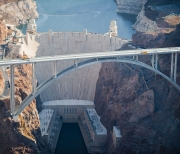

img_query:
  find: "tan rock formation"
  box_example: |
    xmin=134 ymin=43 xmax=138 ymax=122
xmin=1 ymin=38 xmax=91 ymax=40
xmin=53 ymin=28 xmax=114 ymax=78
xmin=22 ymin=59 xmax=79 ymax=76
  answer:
xmin=0 ymin=70 xmax=4 ymax=95
xmin=0 ymin=20 xmax=7 ymax=44
xmin=0 ymin=0 xmax=38 ymax=25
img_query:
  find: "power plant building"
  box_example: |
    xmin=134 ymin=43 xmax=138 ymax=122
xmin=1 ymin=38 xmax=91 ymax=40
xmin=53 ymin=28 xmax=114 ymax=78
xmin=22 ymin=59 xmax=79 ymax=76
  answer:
xmin=40 ymin=99 xmax=107 ymax=153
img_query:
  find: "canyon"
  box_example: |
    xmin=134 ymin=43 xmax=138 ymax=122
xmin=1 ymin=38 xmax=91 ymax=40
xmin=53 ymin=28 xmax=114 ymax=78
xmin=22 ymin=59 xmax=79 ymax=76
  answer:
xmin=95 ymin=0 xmax=180 ymax=153
xmin=0 ymin=0 xmax=180 ymax=154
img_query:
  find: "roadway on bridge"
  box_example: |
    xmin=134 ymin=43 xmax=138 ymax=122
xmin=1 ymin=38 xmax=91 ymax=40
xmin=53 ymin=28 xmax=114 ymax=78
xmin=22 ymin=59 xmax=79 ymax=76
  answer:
xmin=0 ymin=47 xmax=179 ymax=66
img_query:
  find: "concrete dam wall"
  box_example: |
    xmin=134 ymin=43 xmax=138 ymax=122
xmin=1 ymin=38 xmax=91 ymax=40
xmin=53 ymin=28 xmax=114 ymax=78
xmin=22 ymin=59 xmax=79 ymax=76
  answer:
xmin=35 ymin=30 xmax=127 ymax=102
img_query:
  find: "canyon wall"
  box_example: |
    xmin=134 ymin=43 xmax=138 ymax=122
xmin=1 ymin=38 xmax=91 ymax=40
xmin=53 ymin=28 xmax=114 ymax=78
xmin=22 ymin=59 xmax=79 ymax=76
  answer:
xmin=0 ymin=0 xmax=38 ymax=25
xmin=115 ymin=0 xmax=147 ymax=15
xmin=0 ymin=64 xmax=51 ymax=154
xmin=35 ymin=31 xmax=127 ymax=103
xmin=94 ymin=0 xmax=180 ymax=153
xmin=0 ymin=1 xmax=50 ymax=153
xmin=0 ymin=20 xmax=7 ymax=43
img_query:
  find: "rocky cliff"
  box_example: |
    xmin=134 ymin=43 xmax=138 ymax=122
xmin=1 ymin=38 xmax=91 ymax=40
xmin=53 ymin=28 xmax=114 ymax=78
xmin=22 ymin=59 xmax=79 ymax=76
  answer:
xmin=0 ymin=0 xmax=38 ymax=25
xmin=0 ymin=70 xmax=4 ymax=95
xmin=94 ymin=0 xmax=180 ymax=154
xmin=0 ymin=20 xmax=7 ymax=43
xmin=132 ymin=0 xmax=180 ymax=33
xmin=0 ymin=0 xmax=51 ymax=153
xmin=0 ymin=63 xmax=51 ymax=154
xmin=95 ymin=52 xmax=180 ymax=153
xmin=115 ymin=0 xmax=146 ymax=15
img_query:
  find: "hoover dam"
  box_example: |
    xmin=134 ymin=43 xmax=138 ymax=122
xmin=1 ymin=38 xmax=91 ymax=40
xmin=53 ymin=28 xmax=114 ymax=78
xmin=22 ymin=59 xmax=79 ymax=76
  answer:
xmin=35 ymin=29 xmax=127 ymax=102
xmin=0 ymin=0 xmax=180 ymax=154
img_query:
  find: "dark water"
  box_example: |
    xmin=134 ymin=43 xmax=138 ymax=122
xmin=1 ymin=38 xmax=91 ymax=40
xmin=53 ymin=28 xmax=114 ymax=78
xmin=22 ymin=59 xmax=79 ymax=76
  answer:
xmin=55 ymin=123 xmax=88 ymax=154
xmin=17 ymin=24 xmax=27 ymax=34
xmin=31 ymin=0 xmax=136 ymax=39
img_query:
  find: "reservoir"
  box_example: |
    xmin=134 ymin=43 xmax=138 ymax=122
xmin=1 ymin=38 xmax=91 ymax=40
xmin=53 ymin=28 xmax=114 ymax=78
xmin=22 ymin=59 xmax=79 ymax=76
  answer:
xmin=54 ymin=123 xmax=88 ymax=154
xmin=35 ymin=0 xmax=136 ymax=39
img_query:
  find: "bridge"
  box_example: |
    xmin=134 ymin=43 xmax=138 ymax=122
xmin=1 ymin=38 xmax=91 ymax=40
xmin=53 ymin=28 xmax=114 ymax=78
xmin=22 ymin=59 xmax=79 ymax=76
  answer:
xmin=0 ymin=47 xmax=179 ymax=121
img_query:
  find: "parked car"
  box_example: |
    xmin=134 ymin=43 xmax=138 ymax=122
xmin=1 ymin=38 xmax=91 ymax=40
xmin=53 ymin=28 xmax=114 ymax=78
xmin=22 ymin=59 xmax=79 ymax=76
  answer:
xmin=5 ymin=81 xmax=10 ymax=89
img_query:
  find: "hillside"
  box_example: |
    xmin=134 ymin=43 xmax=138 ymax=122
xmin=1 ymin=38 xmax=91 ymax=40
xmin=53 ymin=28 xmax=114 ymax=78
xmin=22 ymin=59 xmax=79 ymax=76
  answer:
xmin=94 ymin=0 xmax=180 ymax=153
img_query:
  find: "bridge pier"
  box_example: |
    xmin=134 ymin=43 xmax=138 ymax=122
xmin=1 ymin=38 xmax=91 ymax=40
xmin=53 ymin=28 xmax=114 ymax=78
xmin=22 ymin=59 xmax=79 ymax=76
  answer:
xmin=32 ymin=63 xmax=36 ymax=94
xmin=10 ymin=65 xmax=15 ymax=115
xmin=155 ymin=54 xmax=158 ymax=70
xmin=136 ymin=55 xmax=138 ymax=61
xmin=170 ymin=53 xmax=178 ymax=82
xmin=54 ymin=61 xmax=57 ymax=78
xmin=74 ymin=59 xmax=78 ymax=67
xmin=170 ymin=53 xmax=174 ymax=79
xmin=151 ymin=54 xmax=155 ymax=68
xmin=174 ymin=52 xmax=177 ymax=82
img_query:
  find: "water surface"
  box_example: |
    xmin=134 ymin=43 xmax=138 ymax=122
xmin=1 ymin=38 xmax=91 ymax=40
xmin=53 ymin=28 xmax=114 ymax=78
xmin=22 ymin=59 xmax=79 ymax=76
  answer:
xmin=35 ymin=0 xmax=136 ymax=39
xmin=55 ymin=123 xmax=88 ymax=154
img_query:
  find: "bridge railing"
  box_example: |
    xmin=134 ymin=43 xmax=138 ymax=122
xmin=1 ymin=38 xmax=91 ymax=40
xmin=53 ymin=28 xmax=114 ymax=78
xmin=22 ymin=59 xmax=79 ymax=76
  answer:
xmin=0 ymin=47 xmax=179 ymax=121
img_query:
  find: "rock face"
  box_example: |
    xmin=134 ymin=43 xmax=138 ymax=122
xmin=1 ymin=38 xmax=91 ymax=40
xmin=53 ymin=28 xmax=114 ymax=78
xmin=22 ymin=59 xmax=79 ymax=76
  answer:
xmin=0 ymin=0 xmax=48 ymax=152
xmin=132 ymin=7 xmax=159 ymax=32
xmin=0 ymin=70 xmax=4 ymax=95
xmin=132 ymin=0 xmax=180 ymax=33
xmin=94 ymin=53 xmax=180 ymax=153
xmin=0 ymin=63 xmax=51 ymax=154
xmin=115 ymin=0 xmax=146 ymax=15
xmin=95 ymin=1 xmax=180 ymax=153
xmin=132 ymin=23 xmax=180 ymax=48
xmin=0 ymin=20 xmax=7 ymax=43
xmin=0 ymin=0 xmax=38 ymax=25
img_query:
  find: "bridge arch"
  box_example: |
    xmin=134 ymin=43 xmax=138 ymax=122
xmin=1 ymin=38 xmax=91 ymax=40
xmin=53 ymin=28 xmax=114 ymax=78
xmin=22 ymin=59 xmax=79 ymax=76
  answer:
xmin=14 ymin=57 xmax=180 ymax=117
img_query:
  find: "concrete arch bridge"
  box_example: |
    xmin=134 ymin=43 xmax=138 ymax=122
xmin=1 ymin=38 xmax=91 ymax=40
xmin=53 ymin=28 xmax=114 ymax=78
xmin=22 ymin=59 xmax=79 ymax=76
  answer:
xmin=0 ymin=47 xmax=179 ymax=121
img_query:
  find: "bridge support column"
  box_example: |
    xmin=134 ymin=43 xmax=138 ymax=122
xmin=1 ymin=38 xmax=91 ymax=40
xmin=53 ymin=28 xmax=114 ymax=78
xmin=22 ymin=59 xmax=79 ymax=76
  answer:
xmin=170 ymin=53 xmax=174 ymax=80
xmin=32 ymin=63 xmax=36 ymax=94
xmin=74 ymin=59 xmax=78 ymax=67
xmin=155 ymin=54 xmax=158 ymax=70
xmin=174 ymin=52 xmax=177 ymax=82
xmin=54 ymin=61 xmax=57 ymax=78
xmin=152 ymin=54 xmax=155 ymax=68
xmin=136 ymin=55 xmax=138 ymax=61
xmin=10 ymin=65 xmax=15 ymax=115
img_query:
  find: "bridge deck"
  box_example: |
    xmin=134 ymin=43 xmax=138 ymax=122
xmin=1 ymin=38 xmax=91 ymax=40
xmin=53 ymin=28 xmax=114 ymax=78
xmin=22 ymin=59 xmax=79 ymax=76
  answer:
xmin=0 ymin=47 xmax=179 ymax=66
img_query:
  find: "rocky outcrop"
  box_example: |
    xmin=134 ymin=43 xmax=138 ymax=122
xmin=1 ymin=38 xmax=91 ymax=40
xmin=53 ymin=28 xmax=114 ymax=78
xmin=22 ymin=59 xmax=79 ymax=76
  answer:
xmin=132 ymin=0 xmax=180 ymax=33
xmin=95 ymin=1 xmax=180 ymax=153
xmin=115 ymin=0 xmax=146 ymax=15
xmin=0 ymin=63 xmax=51 ymax=154
xmin=95 ymin=51 xmax=180 ymax=153
xmin=132 ymin=23 xmax=180 ymax=48
xmin=132 ymin=8 xmax=159 ymax=32
xmin=0 ymin=20 xmax=7 ymax=43
xmin=95 ymin=16 xmax=180 ymax=154
xmin=0 ymin=70 xmax=4 ymax=95
xmin=0 ymin=0 xmax=38 ymax=25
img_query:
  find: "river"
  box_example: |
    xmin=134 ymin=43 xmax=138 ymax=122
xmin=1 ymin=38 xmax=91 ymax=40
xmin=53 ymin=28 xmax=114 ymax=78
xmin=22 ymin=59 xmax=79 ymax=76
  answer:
xmin=54 ymin=123 xmax=88 ymax=154
xmin=32 ymin=0 xmax=136 ymax=39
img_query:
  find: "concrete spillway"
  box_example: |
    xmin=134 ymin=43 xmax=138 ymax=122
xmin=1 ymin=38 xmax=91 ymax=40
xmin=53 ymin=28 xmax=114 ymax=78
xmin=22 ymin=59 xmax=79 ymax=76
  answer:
xmin=35 ymin=30 xmax=127 ymax=102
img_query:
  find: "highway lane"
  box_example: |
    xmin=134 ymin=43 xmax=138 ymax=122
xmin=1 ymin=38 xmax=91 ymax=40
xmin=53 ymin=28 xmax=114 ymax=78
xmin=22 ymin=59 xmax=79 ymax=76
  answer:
xmin=0 ymin=47 xmax=180 ymax=66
